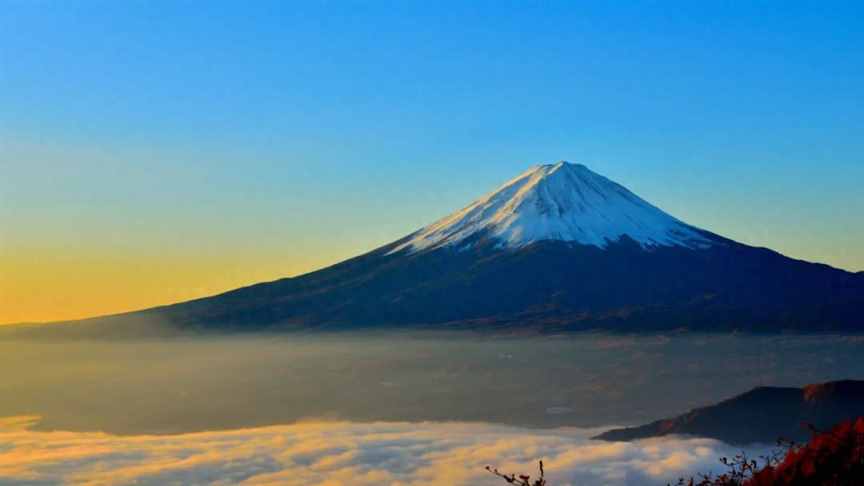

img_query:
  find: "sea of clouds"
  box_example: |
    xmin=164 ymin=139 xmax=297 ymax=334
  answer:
xmin=0 ymin=416 xmax=771 ymax=485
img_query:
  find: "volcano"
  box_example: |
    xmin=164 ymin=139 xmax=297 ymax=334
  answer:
xmin=23 ymin=161 xmax=864 ymax=335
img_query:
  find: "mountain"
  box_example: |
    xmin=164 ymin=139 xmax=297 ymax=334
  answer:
xmin=10 ymin=161 xmax=864 ymax=336
xmin=594 ymin=380 xmax=864 ymax=444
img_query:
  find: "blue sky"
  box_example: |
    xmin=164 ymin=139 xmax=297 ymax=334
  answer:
xmin=2 ymin=1 xmax=863 ymax=321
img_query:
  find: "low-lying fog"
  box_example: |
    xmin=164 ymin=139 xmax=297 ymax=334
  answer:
xmin=3 ymin=332 xmax=863 ymax=435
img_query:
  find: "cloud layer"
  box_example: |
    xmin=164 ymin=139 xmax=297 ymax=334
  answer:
xmin=0 ymin=416 xmax=770 ymax=485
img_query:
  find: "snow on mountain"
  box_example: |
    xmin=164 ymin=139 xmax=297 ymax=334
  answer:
xmin=391 ymin=161 xmax=714 ymax=254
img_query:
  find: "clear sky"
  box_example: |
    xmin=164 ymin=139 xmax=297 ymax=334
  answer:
xmin=2 ymin=1 xmax=863 ymax=324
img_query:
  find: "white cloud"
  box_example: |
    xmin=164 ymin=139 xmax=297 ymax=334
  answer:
xmin=0 ymin=417 xmax=770 ymax=486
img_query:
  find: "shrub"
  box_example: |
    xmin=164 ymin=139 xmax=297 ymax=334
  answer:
xmin=486 ymin=460 xmax=546 ymax=486
xmin=488 ymin=418 xmax=864 ymax=486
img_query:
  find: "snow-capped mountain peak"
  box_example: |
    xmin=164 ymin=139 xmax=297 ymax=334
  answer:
xmin=391 ymin=161 xmax=713 ymax=253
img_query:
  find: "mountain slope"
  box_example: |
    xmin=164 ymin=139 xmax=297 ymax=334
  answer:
xmin=11 ymin=161 xmax=863 ymax=335
xmin=594 ymin=380 xmax=864 ymax=444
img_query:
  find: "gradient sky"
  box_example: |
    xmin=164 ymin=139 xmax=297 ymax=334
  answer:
xmin=2 ymin=1 xmax=863 ymax=324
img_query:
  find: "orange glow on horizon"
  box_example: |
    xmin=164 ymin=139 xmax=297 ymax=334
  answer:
xmin=0 ymin=248 xmax=344 ymax=325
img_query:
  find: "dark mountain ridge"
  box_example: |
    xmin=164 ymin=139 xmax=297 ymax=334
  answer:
xmin=594 ymin=380 xmax=864 ymax=444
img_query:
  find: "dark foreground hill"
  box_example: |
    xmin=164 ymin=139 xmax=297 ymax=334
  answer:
xmin=595 ymin=380 xmax=864 ymax=444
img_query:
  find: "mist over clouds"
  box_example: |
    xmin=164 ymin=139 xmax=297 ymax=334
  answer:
xmin=2 ymin=333 xmax=863 ymax=435
xmin=0 ymin=333 xmax=858 ymax=484
xmin=0 ymin=416 xmax=770 ymax=486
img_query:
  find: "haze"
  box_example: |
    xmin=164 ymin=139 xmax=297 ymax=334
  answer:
xmin=4 ymin=332 xmax=862 ymax=435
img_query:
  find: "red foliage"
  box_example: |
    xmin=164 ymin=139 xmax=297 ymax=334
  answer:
xmin=745 ymin=417 xmax=864 ymax=486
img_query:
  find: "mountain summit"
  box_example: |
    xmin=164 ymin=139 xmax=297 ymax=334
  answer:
xmin=15 ymin=161 xmax=863 ymax=336
xmin=393 ymin=162 xmax=712 ymax=253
